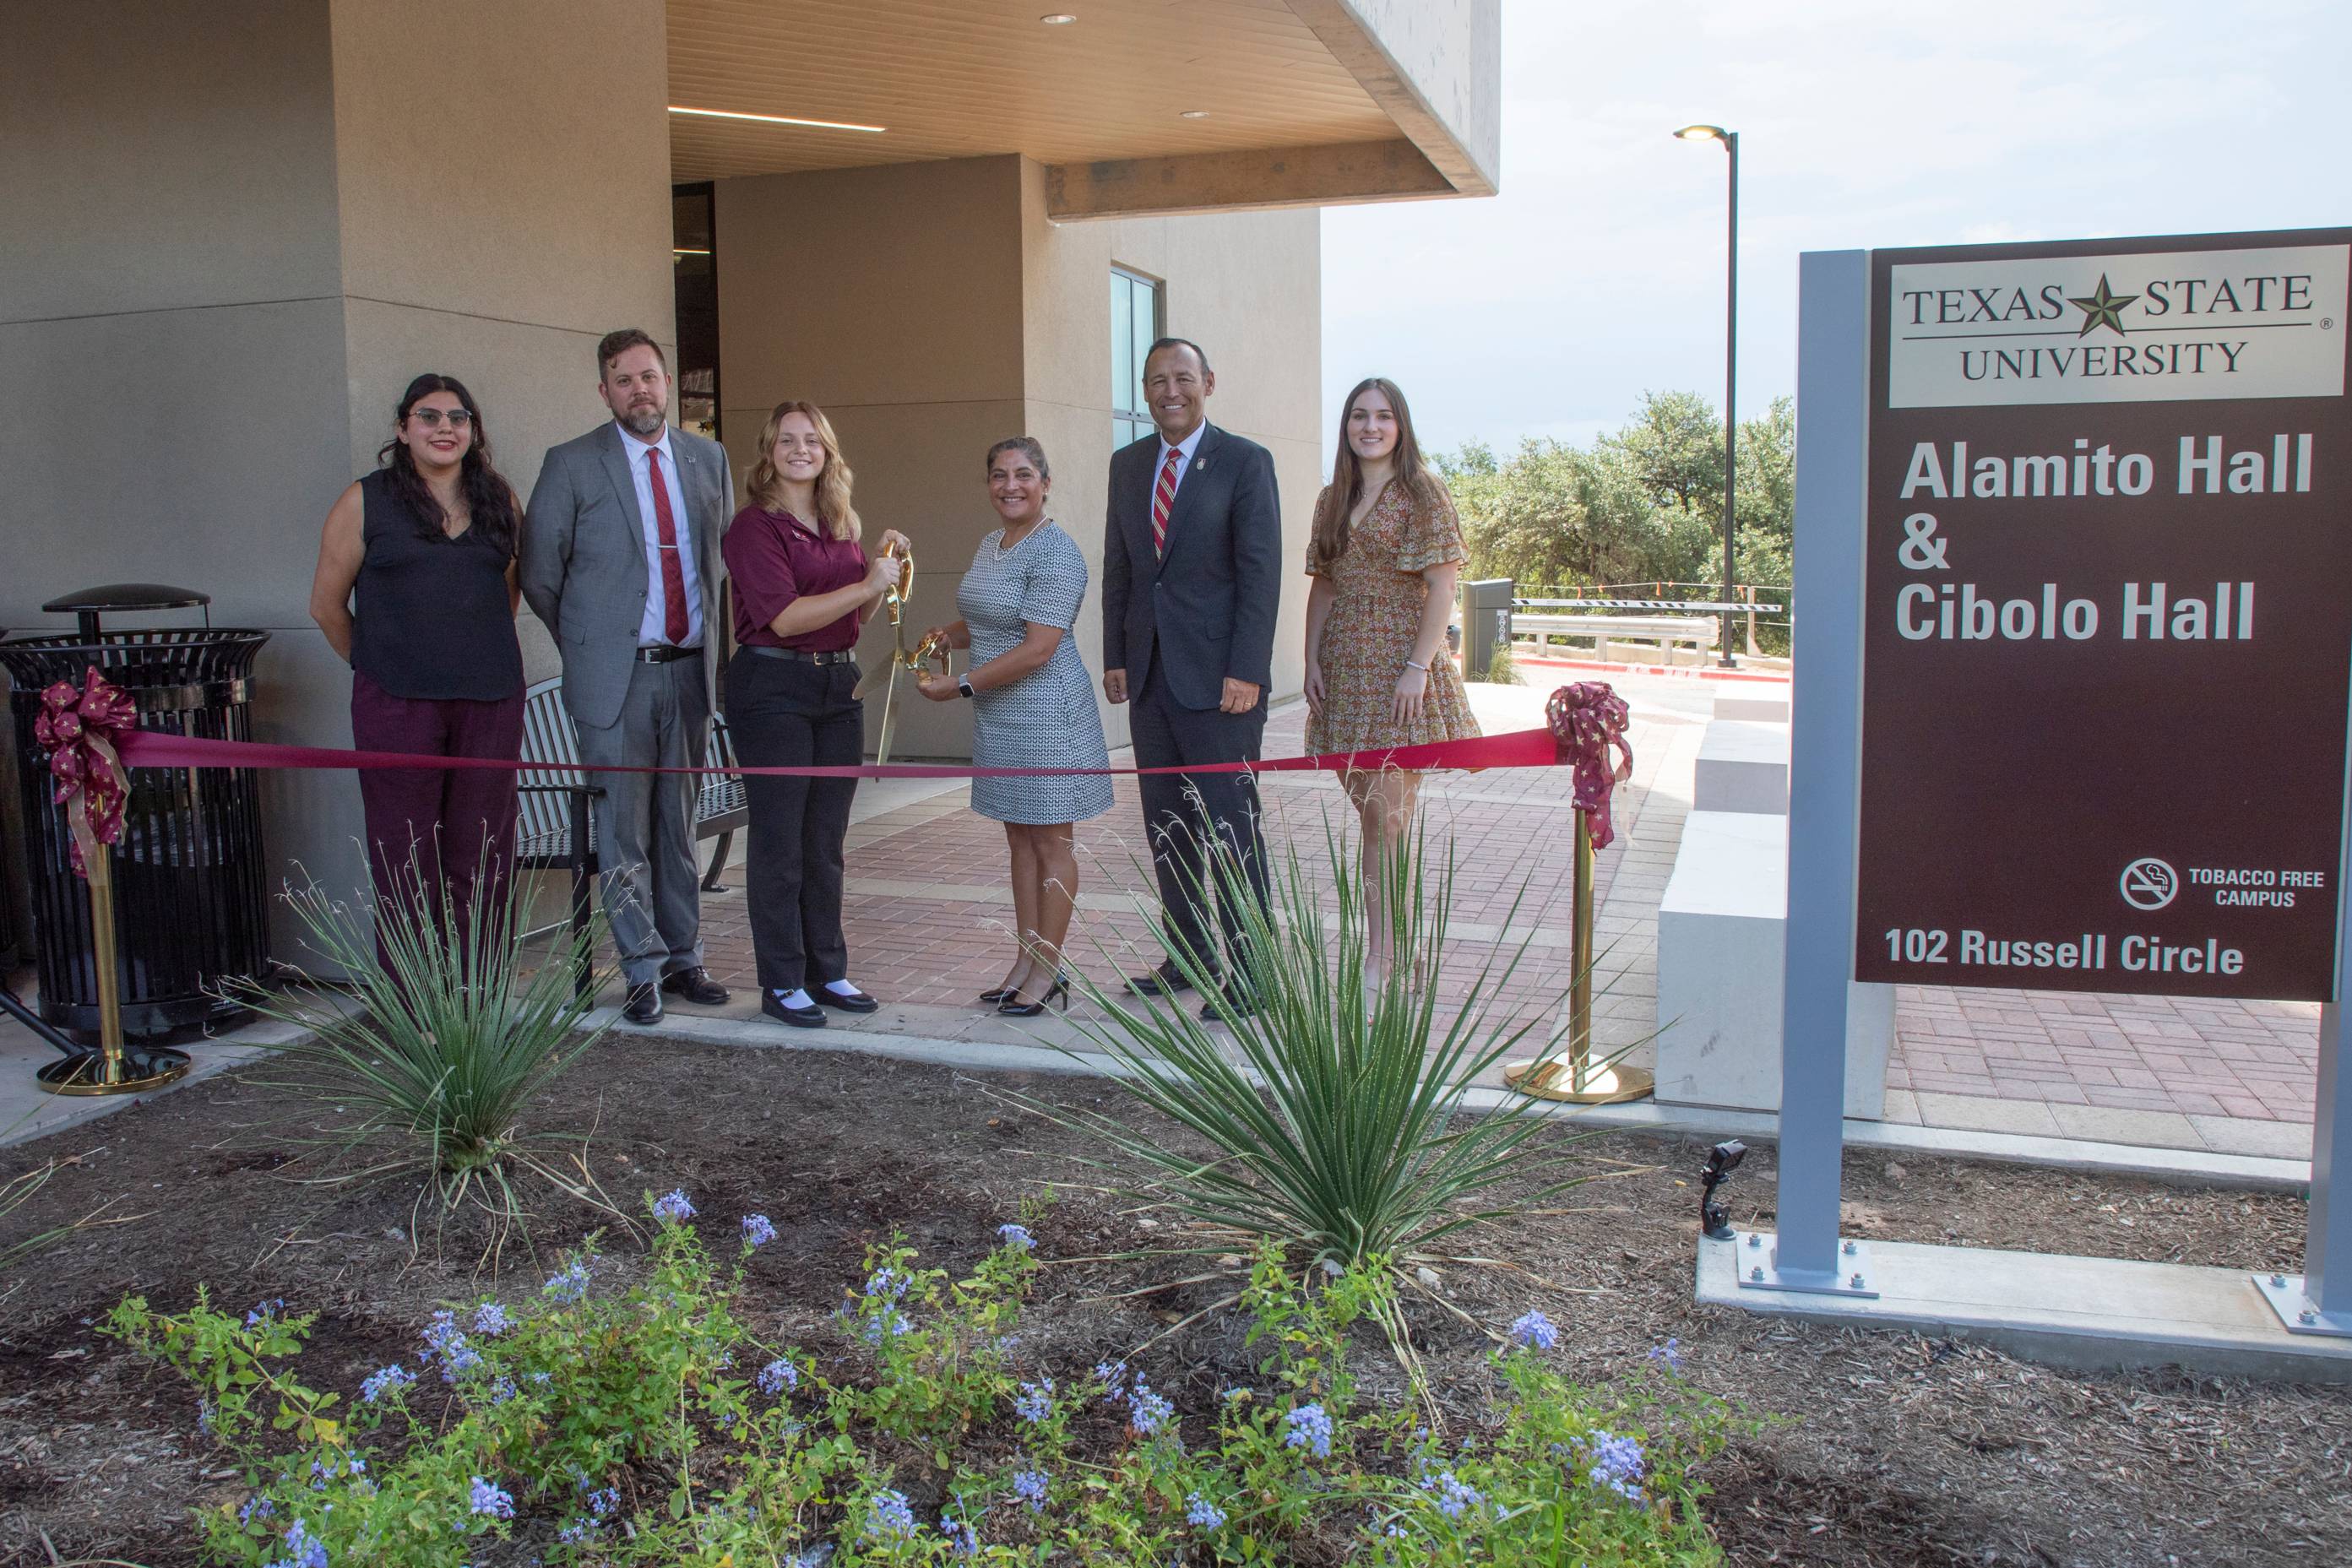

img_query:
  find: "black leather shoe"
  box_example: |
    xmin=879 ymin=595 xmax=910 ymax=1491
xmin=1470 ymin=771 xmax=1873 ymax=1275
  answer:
xmin=622 ymin=982 xmax=664 ymax=1026
xmin=998 ymin=975 xmax=1070 ymax=1018
xmin=660 ymin=966 xmax=730 ymax=1006
xmin=813 ymin=984 xmax=880 ymax=1014
xmin=761 ymin=990 xmax=826 ymax=1028
xmin=1200 ymin=986 xmax=1260 ymax=1025
xmin=1126 ymin=962 xmax=1205 ymax=998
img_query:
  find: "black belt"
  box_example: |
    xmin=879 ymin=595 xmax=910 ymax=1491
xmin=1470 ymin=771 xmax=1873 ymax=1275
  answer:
xmin=635 ymin=644 xmax=703 ymax=665
xmin=747 ymin=646 xmax=857 ymax=665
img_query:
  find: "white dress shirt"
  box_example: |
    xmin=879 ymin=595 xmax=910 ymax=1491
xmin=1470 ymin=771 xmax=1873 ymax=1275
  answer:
xmin=1155 ymin=420 xmax=1209 ymax=512
xmin=615 ymin=421 xmax=704 ymax=648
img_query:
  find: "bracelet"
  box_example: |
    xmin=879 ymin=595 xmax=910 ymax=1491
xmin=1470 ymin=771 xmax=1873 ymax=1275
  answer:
xmin=1404 ymin=659 xmax=1429 ymax=672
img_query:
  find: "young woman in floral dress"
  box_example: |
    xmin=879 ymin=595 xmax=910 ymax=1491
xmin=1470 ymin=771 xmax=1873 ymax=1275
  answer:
xmin=1301 ymin=377 xmax=1481 ymax=990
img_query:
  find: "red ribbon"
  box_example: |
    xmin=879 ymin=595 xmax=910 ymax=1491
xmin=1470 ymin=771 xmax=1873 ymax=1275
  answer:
xmin=33 ymin=667 xmax=137 ymax=879
xmin=115 ymin=724 xmax=1562 ymax=780
xmin=1547 ymin=681 xmax=1634 ymax=849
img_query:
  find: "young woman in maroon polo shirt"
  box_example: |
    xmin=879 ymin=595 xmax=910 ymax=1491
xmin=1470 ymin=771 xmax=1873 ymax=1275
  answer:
xmin=721 ymin=401 xmax=910 ymax=1028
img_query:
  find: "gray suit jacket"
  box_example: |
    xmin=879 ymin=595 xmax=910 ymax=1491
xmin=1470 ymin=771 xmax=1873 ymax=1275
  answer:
xmin=520 ymin=423 xmax=734 ymax=730
xmin=1100 ymin=423 xmax=1283 ymax=711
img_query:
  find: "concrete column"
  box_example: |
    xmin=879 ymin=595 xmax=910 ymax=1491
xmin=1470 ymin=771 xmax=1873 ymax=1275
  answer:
xmin=1 ymin=0 xmax=672 ymax=963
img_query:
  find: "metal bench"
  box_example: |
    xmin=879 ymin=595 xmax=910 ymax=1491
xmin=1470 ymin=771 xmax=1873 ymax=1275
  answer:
xmin=1511 ymin=612 xmax=1719 ymax=661
xmin=516 ymin=675 xmax=747 ymax=996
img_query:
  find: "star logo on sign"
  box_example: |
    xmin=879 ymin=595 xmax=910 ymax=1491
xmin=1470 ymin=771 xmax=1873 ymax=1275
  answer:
xmin=2067 ymin=274 xmax=2139 ymax=338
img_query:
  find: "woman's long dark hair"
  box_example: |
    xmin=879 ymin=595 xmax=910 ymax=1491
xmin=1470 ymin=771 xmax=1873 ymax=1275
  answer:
xmin=376 ymin=373 xmax=522 ymax=559
xmin=1310 ymin=376 xmax=1444 ymax=572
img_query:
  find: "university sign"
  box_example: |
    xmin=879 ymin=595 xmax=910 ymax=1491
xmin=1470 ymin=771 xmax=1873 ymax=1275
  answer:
xmin=1853 ymin=229 xmax=2352 ymax=1000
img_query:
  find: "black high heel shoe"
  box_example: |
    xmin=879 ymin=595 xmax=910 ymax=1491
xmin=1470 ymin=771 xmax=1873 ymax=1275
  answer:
xmin=997 ymin=976 xmax=1071 ymax=1017
xmin=980 ymin=974 xmax=1025 ymax=1005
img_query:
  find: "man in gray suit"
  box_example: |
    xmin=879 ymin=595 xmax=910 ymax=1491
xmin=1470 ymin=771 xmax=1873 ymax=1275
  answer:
xmin=1101 ymin=337 xmax=1283 ymax=1020
xmin=520 ymin=329 xmax=735 ymax=1025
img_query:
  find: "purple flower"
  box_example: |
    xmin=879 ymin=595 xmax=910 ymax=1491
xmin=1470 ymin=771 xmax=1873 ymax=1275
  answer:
xmin=239 ymin=1495 xmax=277 ymax=1525
xmin=941 ymin=1514 xmax=980 ymax=1554
xmin=1569 ymin=1430 xmax=1647 ymax=1503
xmin=758 ymin=1358 xmax=798 ymax=1396
xmin=865 ymin=1489 xmax=916 ymax=1541
xmin=470 ymin=1303 xmax=511 ymax=1337
xmin=269 ymin=1518 xmax=328 ymax=1568
xmin=468 ymin=1476 xmax=514 ymax=1519
xmin=1429 ymin=1470 xmax=1483 ymax=1519
xmin=1185 ymin=1492 xmax=1226 ymax=1529
xmin=542 ymin=1259 xmax=592 ymax=1305
xmin=1647 ymin=1337 xmax=1685 ymax=1374
xmin=741 ymin=1213 xmax=777 ymax=1248
xmin=865 ymin=1265 xmax=911 ymax=1299
xmin=1013 ymin=1379 xmax=1055 ymax=1424
xmin=420 ymin=1311 xmax=481 ymax=1381
xmin=652 ymin=1190 xmax=696 ymax=1224
xmin=996 ymin=1223 xmax=1034 ymax=1251
xmin=1010 ymin=1469 xmax=1049 ymax=1513
xmin=1508 ymin=1309 xmax=1558 ymax=1351
xmin=1127 ymin=1381 xmax=1174 ymax=1437
xmin=1095 ymin=1361 xmax=1129 ymax=1401
xmin=360 ymin=1364 xmax=415 ymax=1403
xmin=1283 ymin=1402 xmax=1334 ymax=1459
xmin=246 ymin=1298 xmax=287 ymax=1328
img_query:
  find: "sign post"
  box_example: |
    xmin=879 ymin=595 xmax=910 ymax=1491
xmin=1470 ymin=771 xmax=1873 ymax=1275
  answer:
xmin=1758 ymin=230 xmax=2352 ymax=1332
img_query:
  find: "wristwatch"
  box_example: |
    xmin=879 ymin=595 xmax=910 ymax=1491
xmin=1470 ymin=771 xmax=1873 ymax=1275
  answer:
xmin=957 ymin=673 xmax=975 ymax=699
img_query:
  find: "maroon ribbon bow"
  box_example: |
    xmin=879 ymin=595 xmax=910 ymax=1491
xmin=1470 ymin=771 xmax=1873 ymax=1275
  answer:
xmin=1547 ymin=681 xmax=1634 ymax=849
xmin=33 ymin=667 xmax=137 ymax=880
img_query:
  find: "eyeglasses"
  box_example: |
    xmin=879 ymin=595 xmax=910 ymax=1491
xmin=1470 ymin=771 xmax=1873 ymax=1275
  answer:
xmin=409 ymin=407 xmax=473 ymax=429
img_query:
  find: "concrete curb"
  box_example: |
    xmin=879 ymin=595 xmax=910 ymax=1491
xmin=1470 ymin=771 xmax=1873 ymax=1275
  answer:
xmin=1 ymin=1004 xmax=2309 ymax=1196
xmin=591 ymin=1007 xmax=2311 ymax=1193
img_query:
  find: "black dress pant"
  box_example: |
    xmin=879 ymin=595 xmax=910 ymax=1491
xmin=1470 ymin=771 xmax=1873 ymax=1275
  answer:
xmin=725 ymin=649 xmax=863 ymax=991
xmin=1128 ymin=654 xmax=1270 ymax=981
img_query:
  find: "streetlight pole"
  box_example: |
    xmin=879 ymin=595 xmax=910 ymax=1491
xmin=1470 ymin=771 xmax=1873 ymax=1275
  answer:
xmin=1676 ymin=124 xmax=1741 ymax=667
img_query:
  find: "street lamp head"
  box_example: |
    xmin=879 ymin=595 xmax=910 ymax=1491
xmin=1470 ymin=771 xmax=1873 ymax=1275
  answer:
xmin=1674 ymin=123 xmax=1730 ymax=144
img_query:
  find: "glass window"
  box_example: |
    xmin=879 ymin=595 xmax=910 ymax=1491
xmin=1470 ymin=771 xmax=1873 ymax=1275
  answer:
xmin=671 ymin=183 xmax=720 ymax=441
xmin=1111 ymin=266 xmax=1160 ymax=450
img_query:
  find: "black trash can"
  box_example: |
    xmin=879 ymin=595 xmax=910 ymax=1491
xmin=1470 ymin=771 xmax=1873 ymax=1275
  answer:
xmin=0 ymin=585 xmax=271 ymax=1039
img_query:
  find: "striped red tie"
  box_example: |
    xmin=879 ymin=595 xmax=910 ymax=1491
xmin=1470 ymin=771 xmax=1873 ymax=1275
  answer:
xmin=1152 ymin=446 xmax=1182 ymax=557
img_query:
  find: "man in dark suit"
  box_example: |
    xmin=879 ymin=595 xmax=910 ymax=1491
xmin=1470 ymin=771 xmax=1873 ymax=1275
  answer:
xmin=1101 ymin=337 xmax=1283 ymax=1018
xmin=519 ymin=329 xmax=734 ymax=1026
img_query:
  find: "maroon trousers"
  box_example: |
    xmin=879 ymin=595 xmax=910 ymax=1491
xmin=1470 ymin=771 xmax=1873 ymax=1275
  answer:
xmin=350 ymin=670 xmax=524 ymax=963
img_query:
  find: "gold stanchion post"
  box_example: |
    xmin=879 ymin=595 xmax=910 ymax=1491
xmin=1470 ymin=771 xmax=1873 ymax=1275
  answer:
xmin=36 ymin=837 xmax=191 ymax=1097
xmin=1504 ymin=806 xmax=1654 ymax=1105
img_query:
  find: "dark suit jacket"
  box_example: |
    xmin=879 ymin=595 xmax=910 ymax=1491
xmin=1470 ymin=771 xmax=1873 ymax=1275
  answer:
xmin=1100 ymin=423 xmax=1282 ymax=712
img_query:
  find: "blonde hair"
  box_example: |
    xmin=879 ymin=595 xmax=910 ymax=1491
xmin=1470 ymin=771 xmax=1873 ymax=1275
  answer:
xmin=747 ymin=400 xmax=862 ymax=541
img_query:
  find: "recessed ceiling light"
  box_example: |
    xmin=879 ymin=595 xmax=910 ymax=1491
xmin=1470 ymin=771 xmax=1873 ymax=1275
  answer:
xmin=668 ymin=106 xmax=887 ymax=134
xmin=1180 ymin=109 xmax=1210 ymax=119
xmin=1040 ymin=12 xmax=1078 ymax=22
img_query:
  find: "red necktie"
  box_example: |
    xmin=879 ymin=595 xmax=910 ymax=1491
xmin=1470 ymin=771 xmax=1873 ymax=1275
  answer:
xmin=646 ymin=447 xmax=689 ymax=645
xmin=1152 ymin=445 xmax=1182 ymax=557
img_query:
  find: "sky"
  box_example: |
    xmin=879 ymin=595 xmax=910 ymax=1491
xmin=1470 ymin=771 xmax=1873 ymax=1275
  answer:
xmin=1320 ymin=0 xmax=2352 ymax=459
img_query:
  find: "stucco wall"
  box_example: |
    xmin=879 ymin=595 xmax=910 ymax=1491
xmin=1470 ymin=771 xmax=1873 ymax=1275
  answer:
xmin=1 ymin=0 xmax=674 ymax=957
xmin=712 ymin=155 xmax=1322 ymax=762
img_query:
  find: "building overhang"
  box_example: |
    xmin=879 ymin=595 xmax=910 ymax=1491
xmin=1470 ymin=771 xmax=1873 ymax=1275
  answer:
xmin=666 ymin=0 xmax=1498 ymax=218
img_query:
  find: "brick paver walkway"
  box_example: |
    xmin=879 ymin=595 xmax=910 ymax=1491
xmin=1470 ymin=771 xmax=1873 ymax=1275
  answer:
xmin=644 ymin=673 xmax=2319 ymax=1163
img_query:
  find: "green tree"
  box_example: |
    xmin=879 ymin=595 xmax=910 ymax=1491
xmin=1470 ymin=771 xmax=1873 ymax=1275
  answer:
xmin=1437 ymin=391 xmax=1793 ymax=597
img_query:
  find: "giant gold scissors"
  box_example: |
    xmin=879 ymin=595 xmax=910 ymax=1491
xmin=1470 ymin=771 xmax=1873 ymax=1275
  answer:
xmin=851 ymin=539 xmax=947 ymax=764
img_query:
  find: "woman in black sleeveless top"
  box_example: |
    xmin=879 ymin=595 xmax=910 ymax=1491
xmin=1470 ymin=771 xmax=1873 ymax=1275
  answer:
xmin=308 ymin=373 xmax=526 ymax=961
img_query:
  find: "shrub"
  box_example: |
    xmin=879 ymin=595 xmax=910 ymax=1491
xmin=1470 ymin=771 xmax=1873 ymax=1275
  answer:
xmin=1038 ymin=815 xmax=1597 ymax=1370
xmin=230 ymin=849 xmax=609 ymax=1222
xmin=107 ymin=1203 xmax=1737 ymax=1565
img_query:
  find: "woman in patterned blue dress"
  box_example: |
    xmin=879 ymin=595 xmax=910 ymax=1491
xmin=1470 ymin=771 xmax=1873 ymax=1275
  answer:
xmin=918 ymin=437 xmax=1115 ymax=1016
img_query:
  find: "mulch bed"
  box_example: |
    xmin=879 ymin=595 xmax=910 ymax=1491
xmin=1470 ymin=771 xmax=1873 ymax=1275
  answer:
xmin=0 ymin=1036 xmax=2344 ymax=1566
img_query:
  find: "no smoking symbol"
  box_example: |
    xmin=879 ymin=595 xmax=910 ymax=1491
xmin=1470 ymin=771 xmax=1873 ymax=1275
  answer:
xmin=2120 ymin=858 xmax=2177 ymax=912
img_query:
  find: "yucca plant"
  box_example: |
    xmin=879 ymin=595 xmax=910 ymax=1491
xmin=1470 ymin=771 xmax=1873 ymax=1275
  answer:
xmin=1030 ymin=800 xmax=1616 ymax=1388
xmin=231 ymin=842 xmax=616 ymax=1237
